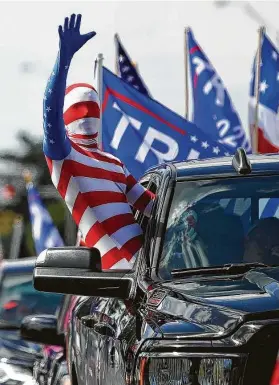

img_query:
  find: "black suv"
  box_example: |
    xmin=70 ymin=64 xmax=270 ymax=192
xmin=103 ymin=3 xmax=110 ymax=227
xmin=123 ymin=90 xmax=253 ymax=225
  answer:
xmin=32 ymin=151 xmax=279 ymax=385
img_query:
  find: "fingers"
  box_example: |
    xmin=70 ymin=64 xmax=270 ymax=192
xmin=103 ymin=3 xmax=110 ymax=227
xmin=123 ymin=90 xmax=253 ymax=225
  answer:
xmin=75 ymin=14 xmax=82 ymax=31
xmin=69 ymin=13 xmax=75 ymax=29
xmin=58 ymin=25 xmax=63 ymax=39
xmin=64 ymin=17 xmax=69 ymax=31
xmin=84 ymin=31 xmax=96 ymax=43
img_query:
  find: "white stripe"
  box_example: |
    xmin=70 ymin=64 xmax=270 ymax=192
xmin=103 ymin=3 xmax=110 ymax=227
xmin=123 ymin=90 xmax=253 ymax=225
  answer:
xmin=64 ymin=87 xmax=100 ymax=112
xmin=94 ymin=203 xmax=133 ymax=223
xmin=111 ymin=223 xmax=142 ymax=247
xmin=126 ymin=183 xmax=144 ymax=205
xmin=66 ymin=118 xmax=99 ymax=135
xmin=64 ymin=177 xmax=79 ymax=211
xmin=72 ymin=177 xmax=126 ymax=194
xmin=51 ymin=160 xmax=64 ymax=187
xmin=95 ymin=234 xmax=118 ymax=256
xmin=144 ymin=200 xmax=154 ymax=218
xmin=249 ymin=97 xmax=279 ymax=148
xmin=78 ymin=207 xmax=98 ymax=238
xmin=110 ymin=258 xmax=133 ymax=270
xmin=69 ymin=147 xmax=125 ymax=174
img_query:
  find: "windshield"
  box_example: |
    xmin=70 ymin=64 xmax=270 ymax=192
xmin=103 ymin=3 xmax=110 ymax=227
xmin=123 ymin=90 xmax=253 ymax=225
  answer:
xmin=159 ymin=175 xmax=279 ymax=279
xmin=0 ymin=272 xmax=63 ymax=327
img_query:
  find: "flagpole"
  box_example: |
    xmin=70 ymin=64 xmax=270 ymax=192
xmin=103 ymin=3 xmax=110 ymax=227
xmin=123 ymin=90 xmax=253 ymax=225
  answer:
xmin=253 ymin=26 xmax=265 ymax=153
xmin=97 ymin=53 xmax=104 ymax=150
xmin=114 ymin=33 xmax=120 ymax=75
xmin=184 ymin=27 xmax=189 ymax=120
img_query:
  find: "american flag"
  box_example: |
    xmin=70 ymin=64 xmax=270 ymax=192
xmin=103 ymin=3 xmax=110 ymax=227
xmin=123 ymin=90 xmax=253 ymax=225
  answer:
xmin=43 ymin=76 xmax=155 ymax=269
xmin=26 ymin=183 xmax=64 ymax=255
xmin=114 ymin=33 xmax=151 ymax=96
xmin=249 ymin=32 xmax=279 ymax=153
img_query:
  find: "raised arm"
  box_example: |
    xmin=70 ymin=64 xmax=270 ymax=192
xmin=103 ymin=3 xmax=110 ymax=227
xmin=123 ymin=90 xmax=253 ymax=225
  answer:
xmin=43 ymin=14 xmax=96 ymax=160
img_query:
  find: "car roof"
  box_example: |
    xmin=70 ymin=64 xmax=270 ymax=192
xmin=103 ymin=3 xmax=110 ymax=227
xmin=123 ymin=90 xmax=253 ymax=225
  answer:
xmin=147 ymin=153 xmax=279 ymax=180
xmin=1 ymin=257 xmax=36 ymax=274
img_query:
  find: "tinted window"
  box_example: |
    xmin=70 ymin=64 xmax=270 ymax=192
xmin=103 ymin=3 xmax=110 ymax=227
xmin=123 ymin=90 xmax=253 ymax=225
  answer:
xmin=159 ymin=176 xmax=279 ymax=279
xmin=0 ymin=272 xmax=62 ymax=327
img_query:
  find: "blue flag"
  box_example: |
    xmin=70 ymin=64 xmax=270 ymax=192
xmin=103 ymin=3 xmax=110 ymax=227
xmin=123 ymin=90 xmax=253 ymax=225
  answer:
xmin=26 ymin=183 xmax=64 ymax=255
xmin=102 ymin=67 xmax=230 ymax=180
xmin=115 ymin=33 xmax=151 ymax=97
xmin=187 ymin=28 xmax=251 ymax=153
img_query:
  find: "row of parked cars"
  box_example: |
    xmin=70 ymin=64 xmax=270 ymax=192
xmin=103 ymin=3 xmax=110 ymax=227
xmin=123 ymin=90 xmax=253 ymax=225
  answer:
xmin=5 ymin=150 xmax=279 ymax=385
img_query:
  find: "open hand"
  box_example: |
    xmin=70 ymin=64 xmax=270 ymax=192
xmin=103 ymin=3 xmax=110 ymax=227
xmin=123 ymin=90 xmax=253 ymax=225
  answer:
xmin=58 ymin=14 xmax=96 ymax=59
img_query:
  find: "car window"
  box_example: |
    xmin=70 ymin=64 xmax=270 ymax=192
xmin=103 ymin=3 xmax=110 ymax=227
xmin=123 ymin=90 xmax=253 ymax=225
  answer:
xmin=0 ymin=272 xmax=63 ymax=327
xmin=159 ymin=176 xmax=279 ymax=279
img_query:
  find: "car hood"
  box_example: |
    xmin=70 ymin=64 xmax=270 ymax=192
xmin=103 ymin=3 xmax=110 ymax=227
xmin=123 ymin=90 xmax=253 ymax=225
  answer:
xmin=0 ymin=329 xmax=41 ymax=368
xmin=146 ymin=267 xmax=279 ymax=339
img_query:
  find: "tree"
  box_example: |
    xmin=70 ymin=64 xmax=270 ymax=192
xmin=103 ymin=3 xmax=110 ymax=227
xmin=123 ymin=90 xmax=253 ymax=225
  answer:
xmin=0 ymin=129 xmax=51 ymax=186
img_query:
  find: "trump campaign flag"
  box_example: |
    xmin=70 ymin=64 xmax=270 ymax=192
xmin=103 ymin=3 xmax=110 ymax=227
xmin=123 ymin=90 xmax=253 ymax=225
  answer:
xmin=25 ymin=178 xmax=64 ymax=255
xmin=187 ymin=28 xmax=251 ymax=154
xmin=102 ymin=67 xmax=230 ymax=180
xmin=114 ymin=34 xmax=151 ymax=97
xmin=249 ymin=31 xmax=279 ymax=153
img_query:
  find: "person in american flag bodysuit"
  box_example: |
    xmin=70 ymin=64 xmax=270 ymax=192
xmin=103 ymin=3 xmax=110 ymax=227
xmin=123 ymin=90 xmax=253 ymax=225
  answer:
xmin=43 ymin=14 xmax=155 ymax=270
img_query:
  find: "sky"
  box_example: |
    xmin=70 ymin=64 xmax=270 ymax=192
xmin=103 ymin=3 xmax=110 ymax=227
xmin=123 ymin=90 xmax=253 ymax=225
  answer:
xmin=0 ymin=0 xmax=278 ymax=152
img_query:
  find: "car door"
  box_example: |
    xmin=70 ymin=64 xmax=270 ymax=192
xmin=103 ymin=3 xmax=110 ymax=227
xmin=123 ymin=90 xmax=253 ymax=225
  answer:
xmin=82 ymin=297 xmax=110 ymax=385
xmin=94 ymin=297 xmax=137 ymax=385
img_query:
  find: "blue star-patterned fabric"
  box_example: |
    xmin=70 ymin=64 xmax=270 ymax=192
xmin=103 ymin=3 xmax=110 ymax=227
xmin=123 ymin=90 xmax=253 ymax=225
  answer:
xmin=115 ymin=33 xmax=151 ymax=97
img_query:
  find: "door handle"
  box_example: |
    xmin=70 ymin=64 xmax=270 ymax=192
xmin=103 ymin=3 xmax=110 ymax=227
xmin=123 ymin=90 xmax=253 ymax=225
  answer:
xmin=93 ymin=322 xmax=115 ymax=338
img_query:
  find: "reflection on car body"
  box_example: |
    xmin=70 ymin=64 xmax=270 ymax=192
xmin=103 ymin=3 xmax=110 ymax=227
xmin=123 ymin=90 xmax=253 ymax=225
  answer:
xmin=34 ymin=151 xmax=279 ymax=385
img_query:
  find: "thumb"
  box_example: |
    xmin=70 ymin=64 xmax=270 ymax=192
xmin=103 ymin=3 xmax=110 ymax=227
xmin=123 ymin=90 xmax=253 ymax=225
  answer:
xmin=83 ymin=31 xmax=96 ymax=43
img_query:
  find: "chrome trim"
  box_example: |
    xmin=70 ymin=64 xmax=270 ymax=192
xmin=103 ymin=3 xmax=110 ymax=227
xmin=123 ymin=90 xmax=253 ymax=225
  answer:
xmin=138 ymin=352 xmax=244 ymax=359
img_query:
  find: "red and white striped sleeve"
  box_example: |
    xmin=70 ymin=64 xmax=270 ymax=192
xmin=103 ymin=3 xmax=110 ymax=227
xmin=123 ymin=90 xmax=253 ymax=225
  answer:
xmin=124 ymin=166 xmax=156 ymax=218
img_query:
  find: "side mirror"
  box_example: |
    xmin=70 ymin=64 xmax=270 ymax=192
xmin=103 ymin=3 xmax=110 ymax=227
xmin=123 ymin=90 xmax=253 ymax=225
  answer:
xmin=34 ymin=247 xmax=135 ymax=300
xmin=20 ymin=314 xmax=64 ymax=347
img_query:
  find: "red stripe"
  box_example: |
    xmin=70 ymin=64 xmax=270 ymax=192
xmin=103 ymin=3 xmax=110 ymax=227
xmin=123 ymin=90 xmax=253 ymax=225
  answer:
xmin=257 ymin=127 xmax=279 ymax=153
xmin=120 ymin=235 xmax=143 ymax=261
xmin=102 ymin=235 xmax=143 ymax=269
xmin=45 ymin=156 xmax=53 ymax=174
xmin=71 ymin=193 xmax=88 ymax=224
xmin=102 ymin=89 xmax=110 ymax=111
xmin=190 ymin=45 xmax=200 ymax=54
xmin=133 ymin=190 xmax=155 ymax=212
xmin=72 ymin=191 xmax=127 ymax=226
xmin=65 ymin=83 xmax=96 ymax=95
xmin=74 ymin=143 xmax=98 ymax=149
xmin=102 ymin=213 xmax=137 ymax=236
xmin=102 ymin=88 xmax=186 ymax=136
xmin=57 ymin=160 xmax=126 ymax=198
xmin=64 ymin=101 xmax=100 ymax=125
xmin=70 ymin=142 xmax=123 ymax=166
xmin=68 ymin=133 xmax=98 ymax=140
xmin=84 ymin=214 xmax=138 ymax=249
xmin=126 ymin=174 xmax=137 ymax=193
xmin=101 ymin=247 xmax=123 ymax=270
xmin=84 ymin=221 xmax=107 ymax=246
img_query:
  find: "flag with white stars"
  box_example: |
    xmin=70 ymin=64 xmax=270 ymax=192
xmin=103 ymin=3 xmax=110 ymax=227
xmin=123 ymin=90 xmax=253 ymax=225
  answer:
xmin=26 ymin=183 xmax=64 ymax=255
xmin=187 ymin=28 xmax=251 ymax=154
xmin=114 ymin=33 xmax=151 ymax=97
xmin=102 ymin=67 xmax=230 ymax=180
xmin=249 ymin=32 xmax=279 ymax=153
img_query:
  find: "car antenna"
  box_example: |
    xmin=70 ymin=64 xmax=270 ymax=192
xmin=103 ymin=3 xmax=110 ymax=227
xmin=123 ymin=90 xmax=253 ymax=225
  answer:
xmin=232 ymin=147 xmax=252 ymax=175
